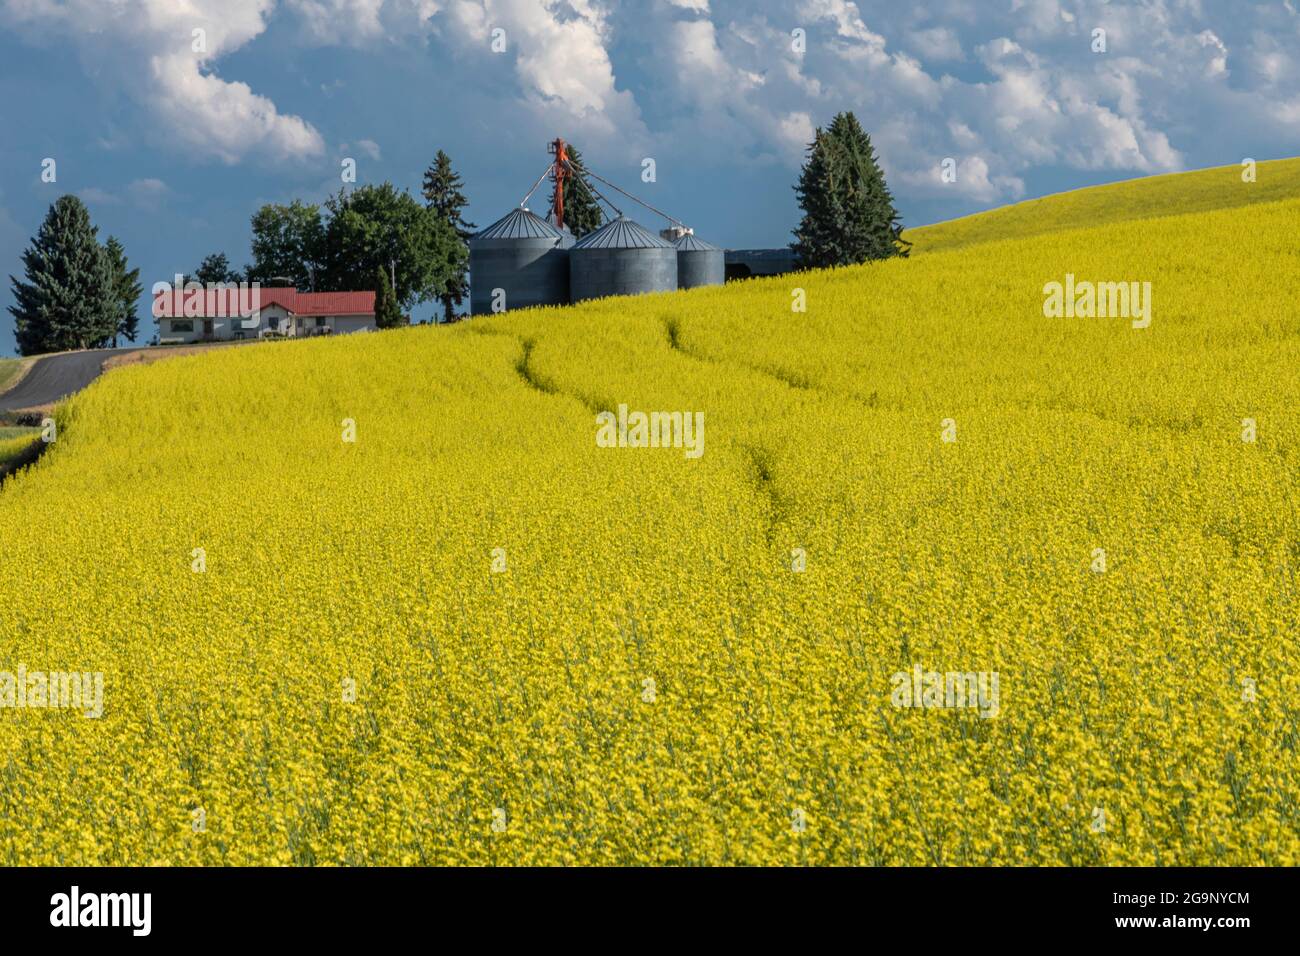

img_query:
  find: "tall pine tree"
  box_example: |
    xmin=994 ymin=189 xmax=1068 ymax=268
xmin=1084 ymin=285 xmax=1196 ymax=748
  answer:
xmin=103 ymin=235 xmax=142 ymax=347
xmin=421 ymin=150 xmax=475 ymax=323
xmin=551 ymin=144 xmax=603 ymax=239
xmin=791 ymin=112 xmax=910 ymax=269
xmin=8 ymin=195 xmax=117 ymax=355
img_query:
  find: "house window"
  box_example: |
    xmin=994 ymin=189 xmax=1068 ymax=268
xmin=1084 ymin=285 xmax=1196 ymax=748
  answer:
xmin=171 ymin=320 xmax=194 ymax=333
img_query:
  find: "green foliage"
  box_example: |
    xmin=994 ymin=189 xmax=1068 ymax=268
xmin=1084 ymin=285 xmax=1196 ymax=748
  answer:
xmin=791 ymin=111 xmax=910 ymax=268
xmin=422 ymin=150 xmax=475 ymax=322
xmin=249 ymin=200 xmax=326 ymax=290
xmin=7 ymin=195 xmax=117 ymax=355
xmin=104 ymin=236 xmax=142 ymax=346
xmin=193 ymin=252 xmax=242 ymax=285
xmin=373 ymin=265 xmax=403 ymax=329
xmin=320 ymin=183 xmax=464 ymax=310
xmin=250 ymin=183 xmax=466 ymax=312
xmin=552 ymin=144 xmax=603 ymax=239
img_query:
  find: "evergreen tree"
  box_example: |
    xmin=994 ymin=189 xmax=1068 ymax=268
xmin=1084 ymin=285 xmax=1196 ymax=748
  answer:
xmin=421 ymin=150 xmax=476 ymax=323
xmin=103 ymin=235 xmax=142 ymax=347
xmin=193 ymin=252 xmax=242 ymax=285
xmin=791 ymin=111 xmax=910 ymax=269
xmin=8 ymin=195 xmax=117 ymax=355
xmin=790 ymin=129 xmax=843 ymax=270
xmin=551 ymin=144 xmax=603 ymax=239
xmin=373 ymin=265 xmax=403 ymax=329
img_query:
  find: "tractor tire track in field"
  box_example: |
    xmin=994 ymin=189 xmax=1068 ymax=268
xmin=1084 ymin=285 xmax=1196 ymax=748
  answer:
xmin=0 ymin=435 xmax=49 ymax=486
xmin=663 ymin=316 xmax=800 ymax=546
xmin=662 ymin=313 xmax=1208 ymax=434
xmin=739 ymin=443 xmax=791 ymax=546
xmin=664 ymin=313 xmax=890 ymax=412
xmin=663 ymin=313 xmax=832 ymax=398
xmin=508 ymin=325 xmax=796 ymax=551
xmin=513 ymin=337 xmax=560 ymax=398
xmin=512 ymin=337 xmax=606 ymax=414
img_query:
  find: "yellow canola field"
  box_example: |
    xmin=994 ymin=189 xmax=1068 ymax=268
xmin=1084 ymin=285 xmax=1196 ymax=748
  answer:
xmin=906 ymin=156 xmax=1300 ymax=254
xmin=0 ymin=174 xmax=1297 ymax=865
xmin=0 ymin=431 xmax=40 ymax=474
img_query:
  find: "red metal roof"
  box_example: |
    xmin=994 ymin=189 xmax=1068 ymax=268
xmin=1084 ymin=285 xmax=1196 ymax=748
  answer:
xmin=153 ymin=286 xmax=375 ymax=318
xmin=287 ymin=291 xmax=376 ymax=316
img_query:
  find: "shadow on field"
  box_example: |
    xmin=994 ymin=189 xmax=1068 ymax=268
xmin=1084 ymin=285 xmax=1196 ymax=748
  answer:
xmin=0 ymin=434 xmax=48 ymax=486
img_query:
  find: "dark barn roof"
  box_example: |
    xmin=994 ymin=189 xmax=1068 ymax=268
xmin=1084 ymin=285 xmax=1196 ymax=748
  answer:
xmin=474 ymin=207 xmax=563 ymax=241
xmin=572 ymin=216 xmax=673 ymax=250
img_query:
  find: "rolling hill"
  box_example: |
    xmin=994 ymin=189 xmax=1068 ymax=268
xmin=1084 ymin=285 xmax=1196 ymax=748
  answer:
xmin=1 ymin=161 xmax=1297 ymax=865
xmin=905 ymin=156 xmax=1300 ymax=254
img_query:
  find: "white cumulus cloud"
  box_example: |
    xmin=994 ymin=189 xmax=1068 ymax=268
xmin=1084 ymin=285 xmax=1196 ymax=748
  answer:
xmin=1 ymin=0 xmax=325 ymax=164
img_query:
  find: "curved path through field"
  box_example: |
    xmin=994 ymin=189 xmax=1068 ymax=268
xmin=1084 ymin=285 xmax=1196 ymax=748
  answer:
xmin=0 ymin=348 xmax=121 ymax=412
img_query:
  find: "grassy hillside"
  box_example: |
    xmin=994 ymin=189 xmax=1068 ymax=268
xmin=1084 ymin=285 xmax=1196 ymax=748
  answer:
xmin=0 ymin=358 xmax=24 ymax=395
xmin=0 ymin=167 xmax=1297 ymax=865
xmin=906 ymin=156 xmax=1300 ymax=254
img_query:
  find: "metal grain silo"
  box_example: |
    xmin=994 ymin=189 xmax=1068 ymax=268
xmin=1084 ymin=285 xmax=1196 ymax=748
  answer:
xmin=469 ymin=208 xmax=569 ymax=315
xmin=569 ymin=216 xmax=677 ymax=303
xmin=674 ymin=233 xmax=725 ymax=289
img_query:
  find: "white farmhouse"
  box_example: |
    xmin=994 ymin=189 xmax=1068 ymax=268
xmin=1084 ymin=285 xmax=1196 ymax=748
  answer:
xmin=153 ymin=287 xmax=377 ymax=344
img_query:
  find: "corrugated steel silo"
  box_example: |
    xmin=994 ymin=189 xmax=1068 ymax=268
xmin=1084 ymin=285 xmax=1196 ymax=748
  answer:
xmin=569 ymin=216 xmax=677 ymax=303
xmin=674 ymin=233 xmax=725 ymax=289
xmin=469 ymin=208 xmax=569 ymax=315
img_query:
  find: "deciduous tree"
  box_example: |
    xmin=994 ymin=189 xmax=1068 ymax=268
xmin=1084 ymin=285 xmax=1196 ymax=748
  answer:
xmin=249 ymin=200 xmax=325 ymax=289
xmin=320 ymin=183 xmax=463 ymax=311
xmin=193 ymin=252 xmax=242 ymax=285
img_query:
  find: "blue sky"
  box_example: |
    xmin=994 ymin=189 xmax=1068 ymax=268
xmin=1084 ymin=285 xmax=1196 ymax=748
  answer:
xmin=2 ymin=0 xmax=1299 ymax=353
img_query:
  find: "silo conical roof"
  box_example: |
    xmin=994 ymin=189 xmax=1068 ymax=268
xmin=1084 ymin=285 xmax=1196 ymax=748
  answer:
xmin=673 ymin=233 xmax=719 ymax=251
xmin=474 ymin=207 xmax=563 ymax=241
xmin=573 ymin=216 xmax=672 ymax=250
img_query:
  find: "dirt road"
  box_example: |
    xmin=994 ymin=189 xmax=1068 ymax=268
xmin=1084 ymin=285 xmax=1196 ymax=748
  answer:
xmin=0 ymin=348 xmax=122 ymax=412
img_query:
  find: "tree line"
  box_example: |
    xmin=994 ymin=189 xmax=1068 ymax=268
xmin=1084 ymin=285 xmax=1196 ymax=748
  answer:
xmin=196 ymin=145 xmax=613 ymax=328
xmin=8 ymin=115 xmax=905 ymax=356
xmin=552 ymin=117 xmax=911 ymax=269
xmin=192 ymin=150 xmax=478 ymax=328
xmin=542 ymin=119 xmax=909 ymax=269
xmin=7 ymin=149 xmax=481 ymax=355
